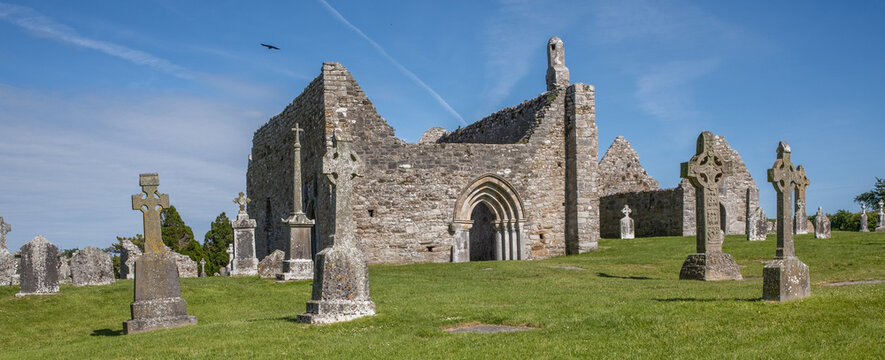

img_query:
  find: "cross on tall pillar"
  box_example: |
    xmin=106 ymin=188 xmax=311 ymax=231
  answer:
xmin=0 ymin=216 xmax=10 ymax=251
xmin=767 ymin=142 xmax=799 ymax=259
xmin=131 ymin=173 xmax=169 ymax=254
xmin=290 ymin=123 xmax=306 ymax=215
xmin=680 ymin=131 xmax=731 ymax=254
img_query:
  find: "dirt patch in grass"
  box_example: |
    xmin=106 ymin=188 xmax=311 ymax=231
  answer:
xmin=821 ymin=279 xmax=885 ymax=286
xmin=551 ymin=265 xmax=584 ymax=270
xmin=443 ymin=322 xmax=539 ymax=334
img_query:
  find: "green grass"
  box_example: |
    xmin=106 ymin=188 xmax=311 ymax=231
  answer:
xmin=1 ymin=231 xmax=883 ymax=359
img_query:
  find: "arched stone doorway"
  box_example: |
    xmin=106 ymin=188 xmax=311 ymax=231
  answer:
xmin=450 ymin=174 xmax=527 ymax=262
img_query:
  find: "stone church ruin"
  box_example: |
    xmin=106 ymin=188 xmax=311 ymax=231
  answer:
xmin=246 ymin=36 xmax=765 ymax=265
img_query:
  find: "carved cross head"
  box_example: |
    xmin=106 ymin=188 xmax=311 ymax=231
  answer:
xmin=794 ymin=165 xmax=810 ymax=193
xmin=767 ymin=141 xmax=797 ymax=194
xmin=233 ymin=192 xmax=250 ymax=212
xmin=621 ymin=205 xmax=632 ymax=217
xmin=291 ymin=122 xmax=304 ymax=149
xmin=322 ymin=131 xmax=363 ymax=186
xmin=131 ymin=173 xmax=170 ymax=214
xmin=680 ymin=131 xmax=728 ymax=191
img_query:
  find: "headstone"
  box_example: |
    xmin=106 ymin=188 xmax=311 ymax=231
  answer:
xmin=678 ymin=132 xmax=742 ymax=281
xmin=258 ymin=250 xmax=284 ymax=279
xmin=123 ymin=173 xmax=196 ymax=334
xmin=226 ymin=243 xmax=233 ymax=273
xmin=119 ymin=240 xmax=142 ymax=279
xmin=813 ymin=207 xmax=831 ymax=239
xmin=57 ymin=255 xmax=72 ymax=283
xmin=16 ymin=235 xmax=59 ymax=296
xmin=279 ymin=123 xmax=315 ymax=281
xmin=619 ymin=205 xmax=634 ymax=239
xmin=70 ymin=246 xmax=115 ymax=286
xmin=199 ymin=259 xmax=207 ymax=277
xmin=218 ymin=267 xmax=229 ymax=277
xmin=860 ymin=204 xmax=869 ymax=232
xmin=792 ymin=167 xmax=809 ymax=235
xmin=12 ymin=251 xmax=21 ymax=286
xmin=230 ymin=192 xmax=259 ymax=276
xmin=763 ymin=142 xmax=810 ymax=302
xmin=746 ymin=188 xmax=768 ymax=241
xmin=297 ymin=132 xmax=376 ymax=324
xmin=167 ymin=249 xmax=198 ymax=278
xmin=877 ymin=200 xmax=885 ymax=232
xmin=0 ymin=217 xmax=16 ymax=286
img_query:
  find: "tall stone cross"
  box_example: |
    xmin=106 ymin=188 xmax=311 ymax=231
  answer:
xmin=621 ymin=205 xmax=632 ymax=218
xmin=291 ymin=123 xmax=305 ymax=214
xmin=234 ymin=192 xmax=250 ymax=212
xmin=0 ymin=216 xmax=10 ymax=251
xmin=680 ymin=131 xmax=731 ymax=254
xmin=321 ymin=132 xmax=364 ymax=246
xmin=131 ymin=174 xmax=169 ymax=254
xmin=767 ymin=142 xmax=800 ymax=259
xmin=793 ymin=165 xmax=810 ymax=234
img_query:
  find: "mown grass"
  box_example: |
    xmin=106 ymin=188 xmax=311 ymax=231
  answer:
xmin=0 ymin=231 xmax=882 ymax=359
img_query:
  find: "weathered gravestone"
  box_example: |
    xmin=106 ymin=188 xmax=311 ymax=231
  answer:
xmin=123 ymin=173 xmax=196 ymax=334
xmin=16 ymin=235 xmax=59 ymax=296
xmin=70 ymin=246 xmax=115 ymax=286
xmin=763 ymin=142 xmax=810 ymax=302
xmin=224 ymin=243 xmax=233 ymax=275
xmin=57 ymin=255 xmax=72 ymax=284
xmin=792 ymin=166 xmax=810 ymax=235
xmin=166 ymin=248 xmax=198 ymax=278
xmin=278 ymin=123 xmax=315 ymax=281
xmin=814 ymin=206 xmax=831 ymax=239
xmin=0 ymin=217 xmax=16 ymax=286
xmin=877 ymin=200 xmax=885 ymax=232
xmin=678 ymin=132 xmax=742 ymax=281
xmin=860 ymin=204 xmax=869 ymax=232
xmin=258 ymin=249 xmax=284 ymax=279
xmin=199 ymin=259 xmax=207 ymax=277
xmin=119 ymin=239 xmax=141 ymax=279
xmin=619 ymin=205 xmax=634 ymax=239
xmin=746 ymin=188 xmax=768 ymax=241
xmin=297 ymin=133 xmax=376 ymax=324
xmin=230 ymin=192 xmax=259 ymax=277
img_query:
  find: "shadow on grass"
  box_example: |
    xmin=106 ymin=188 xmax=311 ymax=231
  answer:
xmin=247 ymin=316 xmax=301 ymax=323
xmin=90 ymin=328 xmax=124 ymax=337
xmin=597 ymin=272 xmax=656 ymax=280
xmin=653 ymin=297 xmax=762 ymax=303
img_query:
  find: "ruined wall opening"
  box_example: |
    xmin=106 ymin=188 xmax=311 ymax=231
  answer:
xmin=451 ymin=174 xmax=527 ymax=262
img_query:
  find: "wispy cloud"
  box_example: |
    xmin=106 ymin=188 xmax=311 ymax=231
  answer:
xmin=635 ymin=58 xmax=720 ymax=120
xmin=317 ymin=0 xmax=466 ymax=126
xmin=591 ymin=0 xmax=740 ymax=45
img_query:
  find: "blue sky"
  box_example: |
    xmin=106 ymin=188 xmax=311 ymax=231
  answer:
xmin=1 ymin=1 xmax=883 ymax=251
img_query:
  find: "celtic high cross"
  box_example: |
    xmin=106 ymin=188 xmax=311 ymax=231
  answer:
xmin=321 ymin=131 xmax=364 ymax=246
xmin=680 ymin=131 xmax=731 ymax=253
xmin=767 ymin=141 xmax=799 ymax=259
xmin=131 ymin=173 xmax=170 ymax=254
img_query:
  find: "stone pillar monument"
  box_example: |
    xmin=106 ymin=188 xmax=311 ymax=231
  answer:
xmin=763 ymin=142 xmax=810 ymax=302
xmin=860 ymin=204 xmax=869 ymax=232
xmin=620 ymin=205 xmax=634 ymax=239
xmin=678 ymin=132 xmax=742 ymax=281
xmin=16 ymin=235 xmax=59 ymax=296
xmin=813 ymin=206 xmax=831 ymax=239
xmin=876 ymin=200 xmax=885 ymax=232
xmin=297 ymin=132 xmax=375 ymax=324
xmin=746 ymin=188 xmax=768 ymax=241
xmin=792 ymin=166 xmax=810 ymax=234
xmin=546 ymin=37 xmax=569 ymax=91
xmin=278 ymin=123 xmax=315 ymax=281
xmin=230 ymin=192 xmax=259 ymax=276
xmin=124 ymin=173 xmax=197 ymax=334
xmin=0 ymin=217 xmax=15 ymax=286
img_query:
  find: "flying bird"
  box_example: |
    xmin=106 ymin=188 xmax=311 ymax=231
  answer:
xmin=260 ymin=43 xmax=280 ymax=50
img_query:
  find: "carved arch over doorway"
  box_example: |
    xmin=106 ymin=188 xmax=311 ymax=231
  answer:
xmin=450 ymin=174 xmax=528 ymax=262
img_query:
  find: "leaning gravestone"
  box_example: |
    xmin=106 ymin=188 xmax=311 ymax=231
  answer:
xmin=119 ymin=240 xmax=141 ymax=279
xmin=0 ymin=217 xmax=16 ymax=286
xmin=297 ymin=132 xmax=376 ymax=324
xmin=877 ymin=200 xmax=885 ymax=232
xmin=258 ymin=250 xmax=284 ymax=279
xmin=16 ymin=235 xmax=60 ymax=296
xmin=860 ymin=204 xmax=869 ymax=232
xmin=230 ymin=192 xmax=259 ymax=276
xmin=70 ymin=246 xmax=115 ymax=286
xmin=678 ymin=132 xmax=742 ymax=281
xmin=763 ymin=142 xmax=810 ymax=302
xmin=746 ymin=188 xmax=768 ymax=241
xmin=123 ymin=173 xmax=196 ymax=334
xmin=813 ymin=206 xmax=831 ymax=239
xmin=619 ymin=205 xmax=635 ymax=239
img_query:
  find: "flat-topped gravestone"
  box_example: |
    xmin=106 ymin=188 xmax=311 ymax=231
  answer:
xmin=792 ymin=167 xmax=810 ymax=234
xmin=16 ymin=235 xmax=59 ymax=296
xmin=297 ymin=132 xmax=375 ymax=324
xmin=678 ymin=132 xmax=742 ymax=281
xmin=120 ymin=240 xmax=141 ymax=279
xmin=746 ymin=188 xmax=768 ymax=241
xmin=230 ymin=192 xmax=259 ymax=277
xmin=124 ymin=173 xmax=196 ymax=334
xmin=0 ymin=217 xmax=15 ymax=286
xmin=278 ymin=123 xmax=315 ymax=281
xmin=71 ymin=247 xmax=115 ymax=286
xmin=619 ymin=205 xmax=634 ymax=239
xmin=763 ymin=142 xmax=810 ymax=302
xmin=877 ymin=200 xmax=885 ymax=232
xmin=859 ymin=204 xmax=869 ymax=232
xmin=813 ymin=207 xmax=831 ymax=239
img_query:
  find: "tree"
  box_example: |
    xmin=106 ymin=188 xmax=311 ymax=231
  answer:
xmin=161 ymin=206 xmax=204 ymax=262
xmin=855 ymin=177 xmax=885 ymax=210
xmin=203 ymin=212 xmax=233 ymax=276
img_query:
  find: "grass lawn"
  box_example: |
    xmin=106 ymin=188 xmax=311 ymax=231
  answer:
xmin=1 ymin=231 xmax=883 ymax=359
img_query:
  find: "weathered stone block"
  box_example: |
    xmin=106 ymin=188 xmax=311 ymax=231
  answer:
xmin=763 ymin=257 xmax=810 ymax=302
xmin=678 ymin=253 xmax=742 ymax=281
xmin=124 ymin=252 xmax=197 ymax=334
xmin=16 ymin=235 xmax=59 ymax=296
xmin=70 ymin=246 xmax=115 ymax=286
xmin=0 ymin=249 xmax=14 ymax=286
xmin=296 ymin=245 xmax=375 ymax=324
xmin=258 ymin=250 xmax=284 ymax=279
xmin=813 ymin=207 xmax=831 ymax=239
xmin=120 ymin=240 xmax=142 ymax=279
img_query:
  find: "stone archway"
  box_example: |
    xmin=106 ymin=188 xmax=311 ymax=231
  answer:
xmin=450 ymin=174 xmax=527 ymax=262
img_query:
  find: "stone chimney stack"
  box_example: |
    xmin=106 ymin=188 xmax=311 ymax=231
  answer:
xmin=546 ymin=36 xmax=570 ymax=91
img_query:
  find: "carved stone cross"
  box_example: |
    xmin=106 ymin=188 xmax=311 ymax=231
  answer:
xmin=321 ymin=132 xmax=364 ymax=245
xmin=132 ymin=173 xmax=170 ymax=254
xmin=0 ymin=216 xmax=9 ymax=250
xmin=621 ymin=205 xmax=632 ymax=218
xmin=233 ymin=192 xmax=250 ymax=212
xmin=767 ymin=141 xmax=800 ymax=259
xmin=292 ymin=123 xmax=304 ymax=149
xmin=680 ymin=131 xmax=731 ymax=253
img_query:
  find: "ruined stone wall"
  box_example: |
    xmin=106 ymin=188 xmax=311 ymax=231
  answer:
xmin=600 ymin=187 xmax=686 ymax=238
xmin=711 ymin=135 xmax=758 ymax=235
xmin=598 ymin=136 xmax=659 ymax=196
xmin=436 ymin=95 xmax=549 ymax=144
